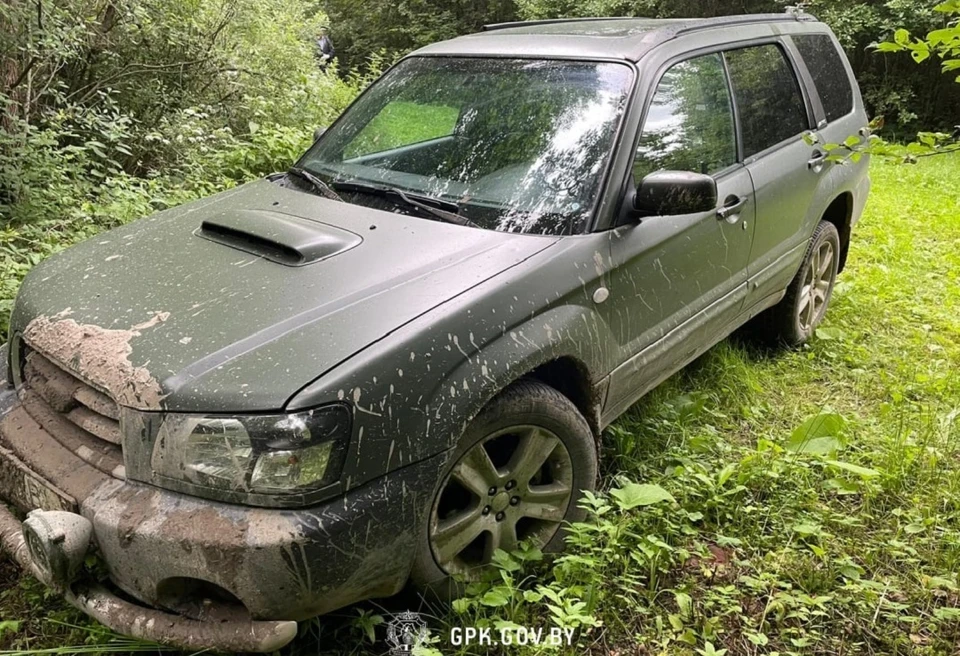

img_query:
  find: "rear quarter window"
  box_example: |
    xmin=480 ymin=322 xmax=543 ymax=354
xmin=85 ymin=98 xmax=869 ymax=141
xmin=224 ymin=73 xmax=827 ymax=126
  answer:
xmin=792 ymin=34 xmax=855 ymax=123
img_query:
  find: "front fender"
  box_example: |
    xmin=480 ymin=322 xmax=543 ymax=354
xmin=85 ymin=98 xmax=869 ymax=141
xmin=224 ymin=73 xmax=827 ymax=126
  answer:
xmin=423 ymin=301 xmax=615 ymax=440
xmin=287 ymin=236 xmax=619 ymax=492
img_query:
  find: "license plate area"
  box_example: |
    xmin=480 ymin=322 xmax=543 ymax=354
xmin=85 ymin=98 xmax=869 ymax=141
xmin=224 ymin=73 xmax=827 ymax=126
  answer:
xmin=0 ymin=445 xmax=77 ymax=513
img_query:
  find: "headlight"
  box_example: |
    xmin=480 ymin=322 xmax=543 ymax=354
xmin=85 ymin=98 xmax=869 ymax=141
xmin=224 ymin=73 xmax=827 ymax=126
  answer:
xmin=150 ymin=404 xmax=350 ymax=498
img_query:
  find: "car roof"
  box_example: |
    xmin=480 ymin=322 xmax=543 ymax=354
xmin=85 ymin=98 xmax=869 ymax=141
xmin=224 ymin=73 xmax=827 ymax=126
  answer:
xmin=412 ymin=14 xmax=820 ymax=62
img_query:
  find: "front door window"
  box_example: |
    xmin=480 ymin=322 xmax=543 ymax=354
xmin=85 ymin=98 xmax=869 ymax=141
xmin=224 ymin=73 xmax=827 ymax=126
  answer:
xmin=633 ymin=53 xmax=738 ymax=180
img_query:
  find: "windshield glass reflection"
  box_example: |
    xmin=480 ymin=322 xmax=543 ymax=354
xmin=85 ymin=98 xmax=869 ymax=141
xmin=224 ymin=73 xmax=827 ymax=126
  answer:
xmin=301 ymin=58 xmax=633 ymax=236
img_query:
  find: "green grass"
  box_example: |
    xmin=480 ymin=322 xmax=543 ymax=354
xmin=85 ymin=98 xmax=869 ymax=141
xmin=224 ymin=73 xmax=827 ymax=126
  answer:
xmin=1 ymin=154 xmax=959 ymax=655
xmin=343 ymin=100 xmax=460 ymax=159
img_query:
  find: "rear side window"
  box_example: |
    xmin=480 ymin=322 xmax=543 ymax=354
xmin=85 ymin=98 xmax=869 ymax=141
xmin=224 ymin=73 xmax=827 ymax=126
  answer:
xmin=633 ymin=53 xmax=737 ymax=179
xmin=724 ymin=44 xmax=809 ymax=157
xmin=792 ymin=34 xmax=854 ymax=123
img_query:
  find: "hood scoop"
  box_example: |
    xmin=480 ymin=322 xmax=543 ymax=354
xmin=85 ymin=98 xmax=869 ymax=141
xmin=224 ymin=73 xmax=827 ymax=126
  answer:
xmin=196 ymin=210 xmax=362 ymax=266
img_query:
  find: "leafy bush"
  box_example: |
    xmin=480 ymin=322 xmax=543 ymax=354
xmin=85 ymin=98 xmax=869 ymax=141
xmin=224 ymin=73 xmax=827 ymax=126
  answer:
xmin=323 ymin=0 xmax=517 ymax=71
xmin=0 ymin=1 xmax=383 ymax=337
xmin=876 ymin=1 xmax=960 ymax=77
xmin=812 ymin=1 xmax=959 ymax=163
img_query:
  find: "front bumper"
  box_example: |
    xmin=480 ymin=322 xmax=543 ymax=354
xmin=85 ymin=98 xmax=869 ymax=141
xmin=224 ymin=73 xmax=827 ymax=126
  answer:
xmin=0 ymin=355 xmax=444 ymax=651
xmin=0 ymin=503 xmax=298 ymax=652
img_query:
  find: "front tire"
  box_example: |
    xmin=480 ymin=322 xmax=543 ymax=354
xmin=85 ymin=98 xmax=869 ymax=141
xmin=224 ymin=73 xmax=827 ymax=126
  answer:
xmin=754 ymin=220 xmax=840 ymax=346
xmin=410 ymin=380 xmax=597 ymax=601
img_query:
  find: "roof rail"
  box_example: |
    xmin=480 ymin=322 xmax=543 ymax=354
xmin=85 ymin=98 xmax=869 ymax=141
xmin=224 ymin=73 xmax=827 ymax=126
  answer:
xmin=482 ymin=17 xmax=636 ymax=31
xmin=482 ymin=12 xmax=817 ymax=33
xmin=669 ymin=13 xmax=816 ymax=36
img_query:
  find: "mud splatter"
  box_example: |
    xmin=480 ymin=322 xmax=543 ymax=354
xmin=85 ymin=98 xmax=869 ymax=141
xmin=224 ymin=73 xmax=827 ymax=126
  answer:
xmin=22 ymin=312 xmax=170 ymax=410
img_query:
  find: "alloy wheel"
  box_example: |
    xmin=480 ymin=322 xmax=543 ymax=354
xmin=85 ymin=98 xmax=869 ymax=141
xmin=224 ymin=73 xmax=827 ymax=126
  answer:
xmin=798 ymin=239 xmax=835 ymax=333
xmin=428 ymin=425 xmax=573 ymax=577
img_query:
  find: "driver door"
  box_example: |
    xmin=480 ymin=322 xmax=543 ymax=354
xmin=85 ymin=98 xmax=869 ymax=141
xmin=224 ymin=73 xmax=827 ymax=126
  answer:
xmin=604 ymin=52 xmax=756 ymax=417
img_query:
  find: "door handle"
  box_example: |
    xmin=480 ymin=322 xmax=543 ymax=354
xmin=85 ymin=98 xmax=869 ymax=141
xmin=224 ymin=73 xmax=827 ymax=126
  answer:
xmin=717 ymin=196 xmax=748 ymax=221
xmin=808 ymin=150 xmax=828 ymax=170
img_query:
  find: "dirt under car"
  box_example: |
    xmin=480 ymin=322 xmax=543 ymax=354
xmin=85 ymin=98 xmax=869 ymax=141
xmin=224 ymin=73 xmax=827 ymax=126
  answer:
xmin=0 ymin=12 xmax=868 ymax=652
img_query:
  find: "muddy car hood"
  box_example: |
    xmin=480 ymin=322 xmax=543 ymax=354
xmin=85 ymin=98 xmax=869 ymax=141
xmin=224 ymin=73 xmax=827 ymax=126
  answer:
xmin=11 ymin=180 xmax=558 ymax=412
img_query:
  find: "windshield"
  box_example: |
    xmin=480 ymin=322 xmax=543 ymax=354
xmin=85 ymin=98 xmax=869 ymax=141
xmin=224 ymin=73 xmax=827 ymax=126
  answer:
xmin=299 ymin=57 xmax=633 ymax=236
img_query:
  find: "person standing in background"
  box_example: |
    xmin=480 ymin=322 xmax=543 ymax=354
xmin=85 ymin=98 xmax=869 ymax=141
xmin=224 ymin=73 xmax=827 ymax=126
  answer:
xmin=315 ymin=26 xmax=336 ymax=71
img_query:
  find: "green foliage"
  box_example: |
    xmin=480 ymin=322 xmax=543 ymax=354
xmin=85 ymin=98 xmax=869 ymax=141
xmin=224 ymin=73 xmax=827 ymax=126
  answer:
xmin=348 ymin=608 xmax=385 ymax=644
xmin=784 ymin=411 xmax=847 ymax=454
xmin=609 ymin=481 xmax=675 ymax=509
xmin=0 ymin=620 xmax=20 ymax=640
xmin=810 ymin=3 xmax=959 ymax=165
xmin=876 ymin=1 xmax=960 ymax=79
xmin=0 ymin=0 xmax=378 ymax=218
xmin=323 ymin=0 xmax=518 ymax=72
xmin=866 ymin=1 xmax=960 ymax=128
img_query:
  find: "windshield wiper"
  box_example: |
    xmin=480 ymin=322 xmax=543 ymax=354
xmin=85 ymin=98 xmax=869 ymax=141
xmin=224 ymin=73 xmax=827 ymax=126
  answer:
xmin=332 ymin=180 xmax=480 ymax=229
xmin=287 ymin=167 xmax=343 ymax=202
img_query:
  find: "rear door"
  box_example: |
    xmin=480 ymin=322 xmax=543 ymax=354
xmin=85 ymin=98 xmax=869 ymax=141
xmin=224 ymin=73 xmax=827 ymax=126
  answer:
xmin=723 ymin=43 xmax=821 ymax=310
xmin=604 ymin=52 xmax=755 ymax=416
xmin=789 ymin=31 xmax=869 ymax=269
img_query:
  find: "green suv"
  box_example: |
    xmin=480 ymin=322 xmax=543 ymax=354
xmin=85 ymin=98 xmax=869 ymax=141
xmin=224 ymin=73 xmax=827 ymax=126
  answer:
xmin=0 ymin=12 xmax=869 ymax=652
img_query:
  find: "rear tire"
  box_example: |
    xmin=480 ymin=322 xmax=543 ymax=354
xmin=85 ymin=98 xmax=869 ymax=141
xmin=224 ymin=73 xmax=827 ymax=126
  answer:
xmin=410 ymin=380 xmax=597 ymax=602
xmin=751 ymin=220 xmax=840 ymax=346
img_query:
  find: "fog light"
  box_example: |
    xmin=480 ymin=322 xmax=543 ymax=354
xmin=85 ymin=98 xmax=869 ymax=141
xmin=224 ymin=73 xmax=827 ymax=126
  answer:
xmin=21 ymin=510 xmax=92 ymax=589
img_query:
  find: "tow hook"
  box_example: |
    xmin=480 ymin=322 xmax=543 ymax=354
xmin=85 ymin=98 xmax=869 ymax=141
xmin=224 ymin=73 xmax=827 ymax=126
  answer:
xmin=21 ymin=510 xmax=92 ymax=589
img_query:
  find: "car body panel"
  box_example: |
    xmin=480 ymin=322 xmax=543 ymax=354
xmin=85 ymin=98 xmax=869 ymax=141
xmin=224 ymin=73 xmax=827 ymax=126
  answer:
xmin=289 ymin=234 xmax=619 ymax=487
xmin=603 ymin=165 xmax=756 ymax=414
xmin=9 ymin=180 xmax=558 ymax=413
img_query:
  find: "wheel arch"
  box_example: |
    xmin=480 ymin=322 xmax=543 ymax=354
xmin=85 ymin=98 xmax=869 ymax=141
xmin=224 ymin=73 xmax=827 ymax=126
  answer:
xmin=418 ymin=320 xmax=611 ymax=469
xmin=820 ymin=192 xmax=853 ymax=272
xmin=522 ymin=356 xmax=602 ymax=440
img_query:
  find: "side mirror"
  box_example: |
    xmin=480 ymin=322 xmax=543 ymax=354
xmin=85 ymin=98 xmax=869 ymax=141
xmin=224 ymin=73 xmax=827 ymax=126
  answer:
xmin=313 ymin=127 xmax=327 ymax=142
xmin=634 ymin=170 xmax=717 ymax=216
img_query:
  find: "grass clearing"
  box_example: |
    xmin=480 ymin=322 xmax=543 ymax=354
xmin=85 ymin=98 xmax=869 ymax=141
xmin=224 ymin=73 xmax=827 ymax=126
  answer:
xmin=1 ymin=154 xmax=959 ymax=654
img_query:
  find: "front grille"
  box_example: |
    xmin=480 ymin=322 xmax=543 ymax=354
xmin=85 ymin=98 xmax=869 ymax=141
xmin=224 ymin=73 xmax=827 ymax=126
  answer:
xmin=18 ymin=346 xmax=125 ymax=479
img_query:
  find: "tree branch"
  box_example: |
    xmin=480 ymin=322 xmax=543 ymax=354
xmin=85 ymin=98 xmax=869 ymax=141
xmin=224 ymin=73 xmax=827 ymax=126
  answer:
xmin=908 ymin=145 xmax=960 ymax=159
xmin=7 ymin=56 xmax=38 ymax=90
xmin=66 ymin=59 xmax=209 ymax=102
